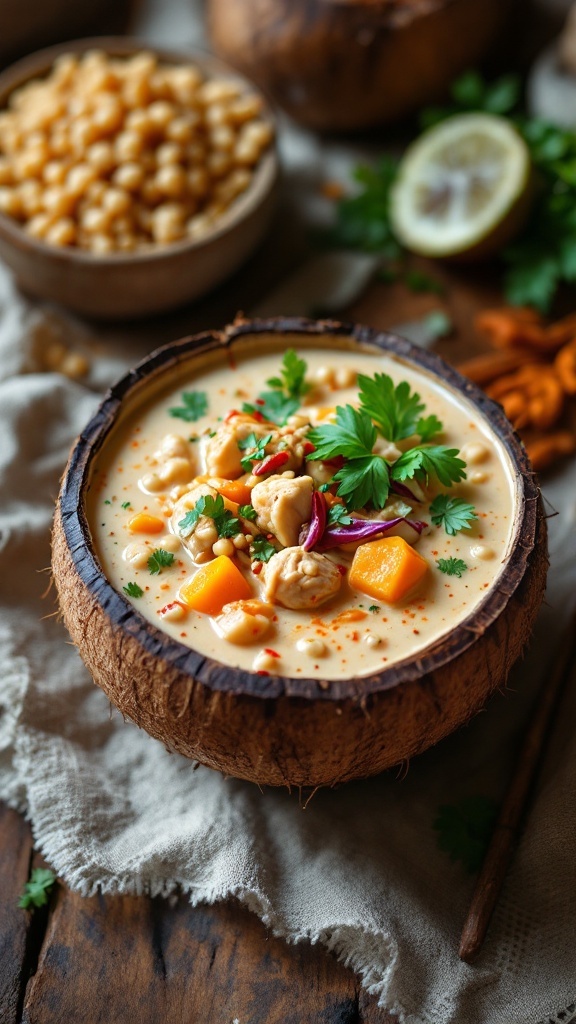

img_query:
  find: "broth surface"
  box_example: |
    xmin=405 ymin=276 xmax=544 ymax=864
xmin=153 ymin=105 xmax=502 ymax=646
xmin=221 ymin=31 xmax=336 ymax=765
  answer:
xmin=88 ymin=341 xmax=517 ymax=679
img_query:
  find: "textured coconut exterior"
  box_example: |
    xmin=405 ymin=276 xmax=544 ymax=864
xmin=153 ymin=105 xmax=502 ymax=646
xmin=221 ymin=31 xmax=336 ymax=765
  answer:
xmin=208 ymin=0 xmax=517 ymax=131
xmin=52 ymin=318 xmax=548 ymax=788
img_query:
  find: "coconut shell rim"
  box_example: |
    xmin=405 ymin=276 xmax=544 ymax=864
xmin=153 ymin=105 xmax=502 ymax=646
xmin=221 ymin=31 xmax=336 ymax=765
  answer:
xmin=57 ymin=315 xmax=542 ymax=704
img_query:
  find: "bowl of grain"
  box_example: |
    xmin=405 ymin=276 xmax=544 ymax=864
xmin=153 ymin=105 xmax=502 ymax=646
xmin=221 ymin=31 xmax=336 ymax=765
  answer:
xmin=0 ymin=38 xmax=278 ymax=318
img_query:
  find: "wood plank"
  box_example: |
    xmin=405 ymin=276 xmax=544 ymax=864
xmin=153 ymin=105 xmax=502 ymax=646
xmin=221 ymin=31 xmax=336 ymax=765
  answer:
xmin=23 ymin=885 xmax=391 ymax=1024
xmin=0 ymin=802 xmax=34 ymax=1024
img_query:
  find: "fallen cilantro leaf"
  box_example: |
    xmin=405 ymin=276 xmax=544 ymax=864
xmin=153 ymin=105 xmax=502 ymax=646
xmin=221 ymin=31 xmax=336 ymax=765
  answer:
xmin=327 ymin=504 xmax=353 ymax=526
xmin=243 ymin=392 xmax=300 ymax=426
xmin=238 ymin=504 xmax=258 ymax=522
xmin=434 ymin=796 xmax=498 ymax=874
xmin=169 ymin=391 xmax=208 ymax=423
xmin=436 ymin=557 xmax=468 ymax=577
xmin=403 ymin=270 xmax=445 ymax=295
xmin=368 ymin=604 xmax=381 ymax=613
xmin=179 ymin=494 xmax=240 ymax=539
xmin=147 ymin=549 xmax=175 ymax=575
xmin=251 ymin=536 xmax=276 ymax=562
xmin=104 ymin=499 xmax=112 ymax=505
xmin=18 ymin=867 xmax=56 ymax=910
xmin=429 ymin=494 xmax=478 ymax=535
xmin=267 ymin=349 xmax=310 ymax=400
xmin=238 ymin=432 xmax=273 ymax=471
xmin=123 ymin=581 xmax=144 ymax=598
xmin=243 ymin=350 xmax=310 ymax=426
xmin=121 ymin=501 xmax=131 ymax=510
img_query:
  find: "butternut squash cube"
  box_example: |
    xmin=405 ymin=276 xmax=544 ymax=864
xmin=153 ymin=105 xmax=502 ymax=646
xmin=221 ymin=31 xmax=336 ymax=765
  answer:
xmin=179 ymin=555 xmax=252 ymax=615
xmin=349 ymin=536 xmax=428 ymax=604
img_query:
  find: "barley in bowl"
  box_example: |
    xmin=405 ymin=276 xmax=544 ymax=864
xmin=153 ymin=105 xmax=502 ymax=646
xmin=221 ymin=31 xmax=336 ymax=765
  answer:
xmin=0 ymin=50 xmax=274 ymax=253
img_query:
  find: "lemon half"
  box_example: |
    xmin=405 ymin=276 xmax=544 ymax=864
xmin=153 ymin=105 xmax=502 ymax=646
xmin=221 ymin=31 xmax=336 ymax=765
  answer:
xmin=391 ymin=113 xmax=532 ymax=260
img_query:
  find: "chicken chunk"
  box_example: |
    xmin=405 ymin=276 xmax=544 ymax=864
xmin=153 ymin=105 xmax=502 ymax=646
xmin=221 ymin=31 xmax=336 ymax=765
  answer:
xmin=261 ymin=547 xmax=342 ymax=610
xmin=171 ymin=481 xmax=218 ymax=563
xmin=204 ymin=418 xmax=274 ymax=479
xmin=251 ymin=474 xmax=313 ymax=548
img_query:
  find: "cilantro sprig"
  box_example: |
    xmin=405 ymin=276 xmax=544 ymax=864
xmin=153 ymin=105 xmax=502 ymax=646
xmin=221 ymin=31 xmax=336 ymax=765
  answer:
xmin=238 ymin=432 xmax=273 ymax=472
xmin=358 ymin=373 xmax=427 ymax=442
xmin=123 ymin=581 xmax=144 ymax=598
xmin=147 ymin=549 xmax=175 ymax=575
xmin=250 ymin=536 xmax=277 ymax=563
xmin=238 ymin=503 xmax=258 ymax=522
xmin=429 ymin=495 xmax=478 ymax=535
xmin=392 ymin=446 xmax=466 ymax=488
xmin=18 ymin=868 xmax=56 ymax=910
xmin=179 ymin=494 xmax=241 ymax=539
xmin=169 ymin=390 xmax=208 ymax=423
xmin=243 ymin=350 xmax=310 ymax=426
xmin=327 ymin=505 xmax=353 ymax=526
xmin=436 ymin=557 xmax=468 ymax=577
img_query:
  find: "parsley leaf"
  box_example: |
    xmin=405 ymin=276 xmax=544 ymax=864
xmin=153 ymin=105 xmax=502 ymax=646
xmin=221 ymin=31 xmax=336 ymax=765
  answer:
xmin=147 ymin=549 xmax=175 ymax=575
xmin=327 ymin=504 xmax=353 ymax=526
xmin=121 ymin=501 xmax=131 ymax=510
xmin=243 ymin=350 xmax=310 ymax=426
xmin=391 ymin=446 xmax=467 ymax=488
xmin=267 ymin=349 xmax=310 ymax=400
xmin=178 ymin=494 xmax=240 ymax=539
xmin=416 ymin=414 xmax=443 ymax=442
xmin=251 ymin=536 xmax=276 ymax=562
xmin=18 ymin=867 xmax=56 ymax=910
xmin=238 ymin=504 xmax=258 ymax=522
xmin=358 ymin=372 xmax=426 ymax=442
xmin=308 ymin=406 xmax=391 ymax=510
xmin=330 ymin=156 xmax=401 ymax=257
xmin=169 ymin=391 xmax=208 ymax=423
xmin=434 ymin=796 xmax=498 ymax=874
xmin=436 ymin=557 xmax=468 ymax=577
xmin=237 ymin=432 xmax=273 ymax=472
xmin=123 ymin=581 xmax=144 ymax=598
xmin=429 ymin=494 xmax=478 ymax=535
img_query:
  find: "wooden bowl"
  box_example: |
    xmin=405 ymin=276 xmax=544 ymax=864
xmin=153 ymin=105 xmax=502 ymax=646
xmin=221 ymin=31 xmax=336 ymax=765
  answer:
xmin=52 ymin=318 xmax=547 ymax=788
xmin=208 ymin=0 xmax=517 ymax=131
xmin=0 ymin=39 xmax=279 ymax=319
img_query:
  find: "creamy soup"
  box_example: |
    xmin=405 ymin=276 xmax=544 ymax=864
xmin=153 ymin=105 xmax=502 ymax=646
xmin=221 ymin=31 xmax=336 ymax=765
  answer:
xmin=87 ymin=340 xmax=518 ymax=679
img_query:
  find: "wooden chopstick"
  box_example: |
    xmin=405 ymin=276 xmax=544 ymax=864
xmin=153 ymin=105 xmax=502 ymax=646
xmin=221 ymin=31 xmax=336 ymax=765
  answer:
xmin=459 ymin=609 xmax=576 ymax=963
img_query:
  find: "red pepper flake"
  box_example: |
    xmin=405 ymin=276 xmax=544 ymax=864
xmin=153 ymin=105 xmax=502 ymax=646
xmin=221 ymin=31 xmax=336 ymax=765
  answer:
xmin=264 ymin=648 xmax=281 ymax=658
xmin=337 ymin=564 xmax=347 ymax=576
xmin=159 ymin=600 xmax=186 ymax=616
xmin=303 ymin=441 xmax=316 ymax=455
xmin=252 ymin=562 xmax=263 ymax=575
xmin=251 ymin=410 xmax=265 ymax=423
xmin=253 ymin=451 xmax=290 ymax=475
xmin=224 ymin=408 xmax=242 ymax=423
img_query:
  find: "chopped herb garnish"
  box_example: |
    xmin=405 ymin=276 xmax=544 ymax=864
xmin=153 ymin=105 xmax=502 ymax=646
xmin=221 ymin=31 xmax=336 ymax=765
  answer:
xmin=18 ymin=868 xmax=56 ymax=910
xmin=123 ymin=581 xmax=144 ymax=598
xmin=251 ymin=536 xmax=276 ymax=563
xmin=104 ymin=499 xmax=112 ymax=505
xmin=169 ymin=390 xmax=208 ymax=423
xmin=242 ymin=350 xmax=310 ymax=426
xmin=436 ymin=557 xmax=468 ymax=577
xmin=121 ymin=501 xmax=131 ymax=510
xmin=147 ymin=549 xmax=175 ymax=575
xmin=391 ymin=446 xmax=467 ymax=488
xmin=237 ymin=432 xmax=273 ymax=472
xmin=368 ymin=604 xmax=381 ymax=613
xmin=433 ymin=796 xmax=498 ymax=874
xmin=319 ymin=482 xmax=332 ymax=492
xmin=238 ymin=504 xmax=258 ymax=522
xmin=308 ymin=405 xmax=391 ymax=511
xmin=429 ymin=494 xmax=478 ymax=536
xmin=416 ymin=414 xmax=443 ymax=442
xmin=358 ymin=372 xmax=428 ymax=442
xmin=327 ymin=504 xmax=353 ymax=526
xmin=179 ymin=494 xmax=240 ymax=539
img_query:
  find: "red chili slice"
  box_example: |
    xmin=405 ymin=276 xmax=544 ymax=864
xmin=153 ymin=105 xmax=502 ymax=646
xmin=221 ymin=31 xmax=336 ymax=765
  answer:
xmin=253 ymin=451 xmax=290 ymax=475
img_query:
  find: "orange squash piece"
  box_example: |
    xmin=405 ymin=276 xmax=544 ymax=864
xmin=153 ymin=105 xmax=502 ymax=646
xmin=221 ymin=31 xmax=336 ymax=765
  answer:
xmin=216 ymin=478 xmax=253 ymax=506
xmin=180 ymin=556 xmax=252 ymax=615
xmin=349 ymin=536 xmax=429 ymax=604
xmin=127 ymin=512 xmax=165 ymax=534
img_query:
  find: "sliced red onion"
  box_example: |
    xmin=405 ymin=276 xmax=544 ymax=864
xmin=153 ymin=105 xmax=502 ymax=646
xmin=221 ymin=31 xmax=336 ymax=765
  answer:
xmin=302 ymin=490 xmax=327 ymax=551
xmin=391 ymin=480 xmax=421 ymax=503
xmin=314 ymin=515 xmax=427 ymax=552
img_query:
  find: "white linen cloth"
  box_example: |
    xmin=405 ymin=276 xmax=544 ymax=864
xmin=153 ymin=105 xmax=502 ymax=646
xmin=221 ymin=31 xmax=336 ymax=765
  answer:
xmin=1 ymin=1 xmax=576 ymax=1019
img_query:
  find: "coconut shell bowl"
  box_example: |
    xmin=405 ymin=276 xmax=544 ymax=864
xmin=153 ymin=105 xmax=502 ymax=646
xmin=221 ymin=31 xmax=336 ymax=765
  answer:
xmin=0 ymin=39 xmax=278 ymax=318
xmin=52 ymin=318 xmax=547 ymax=789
